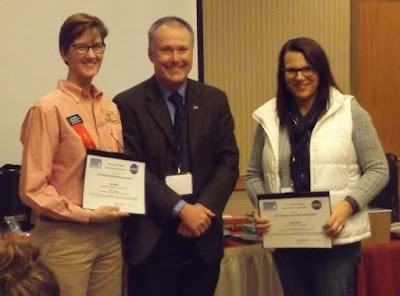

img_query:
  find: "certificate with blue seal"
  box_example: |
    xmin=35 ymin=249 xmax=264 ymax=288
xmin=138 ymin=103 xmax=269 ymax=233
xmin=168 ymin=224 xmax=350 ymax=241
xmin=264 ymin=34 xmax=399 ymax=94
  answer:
xmin=83 ymin=149 xmax=145 ymax=214
xmin=258 ymin=191 xmax=331 ymax=248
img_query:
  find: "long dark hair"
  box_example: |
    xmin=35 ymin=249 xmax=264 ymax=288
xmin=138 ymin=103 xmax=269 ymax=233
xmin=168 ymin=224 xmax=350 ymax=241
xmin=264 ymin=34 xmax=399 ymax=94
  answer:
xmin=276 ymin=37 xmax=339 ymax=126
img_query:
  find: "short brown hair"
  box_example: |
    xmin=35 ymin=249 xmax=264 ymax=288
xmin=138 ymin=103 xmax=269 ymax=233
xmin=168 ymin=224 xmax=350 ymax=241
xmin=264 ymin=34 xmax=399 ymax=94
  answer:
xmin=0 ymin=239 xmax=60 ymax=296
xmin=59 ymin=13 xmax=108 ymax=54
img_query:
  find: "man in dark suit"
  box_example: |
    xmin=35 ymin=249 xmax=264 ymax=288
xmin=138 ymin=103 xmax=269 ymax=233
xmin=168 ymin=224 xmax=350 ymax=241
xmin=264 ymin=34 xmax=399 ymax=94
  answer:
xmin=113 ymin=16 xmax=239 ymax=296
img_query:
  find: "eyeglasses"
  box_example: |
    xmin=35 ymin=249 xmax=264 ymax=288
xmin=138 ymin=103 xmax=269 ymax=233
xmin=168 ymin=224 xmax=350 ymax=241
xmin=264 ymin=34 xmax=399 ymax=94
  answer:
xmin=71 ymin=43 xmax=106 ymax=54
xmin=284 ymin=66 xmax=316 ymax=79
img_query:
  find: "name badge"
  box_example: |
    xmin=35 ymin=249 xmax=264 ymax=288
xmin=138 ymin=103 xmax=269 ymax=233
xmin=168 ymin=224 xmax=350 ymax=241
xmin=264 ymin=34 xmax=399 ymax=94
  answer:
xmin=67 ymin=114 xmax=97 ymax=150
xmin=165 ymin=173 xmax=193 ymax=195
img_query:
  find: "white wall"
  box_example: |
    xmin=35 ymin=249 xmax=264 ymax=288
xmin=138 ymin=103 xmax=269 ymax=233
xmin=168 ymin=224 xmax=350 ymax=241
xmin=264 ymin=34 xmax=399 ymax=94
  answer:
xmin=0 ymin=0 xmax=198 ymax=166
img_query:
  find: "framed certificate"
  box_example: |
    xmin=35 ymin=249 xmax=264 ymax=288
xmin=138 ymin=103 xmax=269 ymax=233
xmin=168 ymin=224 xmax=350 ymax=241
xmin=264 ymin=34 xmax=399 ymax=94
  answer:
xmin=258 ymin=191 xmax=332 ymax=248
xmin=83 ymin=150 xmax=145 ymax=214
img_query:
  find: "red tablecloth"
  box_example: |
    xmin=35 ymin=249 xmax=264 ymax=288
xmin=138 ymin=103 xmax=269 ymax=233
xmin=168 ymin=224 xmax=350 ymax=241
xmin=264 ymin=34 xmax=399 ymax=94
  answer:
xmin=356 ymin=240 xmax=400 ymax=296
xmin=224 ymin=238 xmax=400 ymax=296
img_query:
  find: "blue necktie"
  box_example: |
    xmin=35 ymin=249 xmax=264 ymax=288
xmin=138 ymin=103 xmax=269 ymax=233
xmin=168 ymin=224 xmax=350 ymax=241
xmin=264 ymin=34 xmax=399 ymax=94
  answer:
xmin=168 ymin=92 xmax=191 ymax=173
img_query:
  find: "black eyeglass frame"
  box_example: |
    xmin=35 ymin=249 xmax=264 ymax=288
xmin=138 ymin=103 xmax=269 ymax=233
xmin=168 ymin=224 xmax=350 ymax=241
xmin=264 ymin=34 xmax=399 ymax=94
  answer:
xmin=70 ymin=43 xmax=106 ymax=55
xmin=284 ymin=66 xmax=317 ymax=79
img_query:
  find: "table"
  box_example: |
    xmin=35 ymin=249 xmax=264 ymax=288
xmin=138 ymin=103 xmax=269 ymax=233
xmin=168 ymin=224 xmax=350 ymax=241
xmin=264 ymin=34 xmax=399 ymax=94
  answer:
xmin=356 ymin=239 xmax=400 ymax=296
xmin=215 ymin=242 xmax=283 ymax=296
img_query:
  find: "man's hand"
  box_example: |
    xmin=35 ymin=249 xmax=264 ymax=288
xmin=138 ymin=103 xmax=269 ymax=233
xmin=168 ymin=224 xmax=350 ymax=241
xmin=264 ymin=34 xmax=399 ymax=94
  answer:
xmin=177 ymin=204 xmax=215 ymax=237
xmin=89 ymin=206 xmax=129 ymax=223
xmin=177 ymin=222 xmax=195 ymax=237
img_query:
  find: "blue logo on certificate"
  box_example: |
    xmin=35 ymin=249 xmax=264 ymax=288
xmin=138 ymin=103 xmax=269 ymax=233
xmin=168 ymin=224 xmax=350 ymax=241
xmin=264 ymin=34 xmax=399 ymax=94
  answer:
xmin=311 ymin=200 xmax=322 ymax=210
xmin=130 ymin=164 xmax=138 ymax=174
xmin=89 ymin=157 xmax=102 ymax=168
xmin=263 ymin=201 xmax=277 ymax=211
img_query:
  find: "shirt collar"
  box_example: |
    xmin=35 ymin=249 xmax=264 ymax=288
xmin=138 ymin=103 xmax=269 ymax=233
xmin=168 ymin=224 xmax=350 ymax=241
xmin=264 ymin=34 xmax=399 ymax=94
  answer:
xmin=157 ymin=80 xmax=187 ymax=103
xmin=57 ymin=79 xmax=103 ymax=103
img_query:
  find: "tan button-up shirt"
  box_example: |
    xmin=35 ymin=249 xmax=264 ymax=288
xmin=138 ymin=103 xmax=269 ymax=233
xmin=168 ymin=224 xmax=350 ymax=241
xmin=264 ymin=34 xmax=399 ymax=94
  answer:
xmin=19 ymin=80 xmax=123 ymax=223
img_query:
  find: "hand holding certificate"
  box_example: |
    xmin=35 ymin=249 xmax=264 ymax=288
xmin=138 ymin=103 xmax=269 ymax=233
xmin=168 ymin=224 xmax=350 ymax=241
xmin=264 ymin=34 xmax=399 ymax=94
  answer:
xmin=83 ymin=150 xmax=145 ymax=214
xmin=258 ymin=192 xmax=332 ymax=248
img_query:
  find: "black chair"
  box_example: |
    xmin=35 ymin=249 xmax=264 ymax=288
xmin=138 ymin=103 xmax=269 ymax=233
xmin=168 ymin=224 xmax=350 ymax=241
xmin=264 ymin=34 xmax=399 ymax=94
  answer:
xmin=368 ymin=153 xmax=399 ymax=222
xmin=0 ymin=164 xmax=33 ymax=232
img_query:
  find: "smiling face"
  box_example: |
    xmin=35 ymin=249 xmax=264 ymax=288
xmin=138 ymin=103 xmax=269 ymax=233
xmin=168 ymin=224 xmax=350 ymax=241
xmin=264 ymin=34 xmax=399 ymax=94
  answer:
xmin=60 ymin=28 xmax=104 ymax=88
xmin=148 ymin=22 xmax=193 ymax=90
xmin=284 ymin=51 xmax=319 ymax=114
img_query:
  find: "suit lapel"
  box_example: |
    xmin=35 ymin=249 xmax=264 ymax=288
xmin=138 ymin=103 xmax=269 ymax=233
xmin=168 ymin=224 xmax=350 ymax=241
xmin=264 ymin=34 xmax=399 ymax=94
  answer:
xmin=186 ymin=80 xmax=203 ymax=154
xmin=144 ymin=78 xmax=176 ymax=148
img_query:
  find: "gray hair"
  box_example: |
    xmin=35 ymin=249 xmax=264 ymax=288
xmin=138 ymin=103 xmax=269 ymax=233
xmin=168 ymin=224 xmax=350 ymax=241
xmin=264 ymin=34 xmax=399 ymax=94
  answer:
xmin=148 ymin=16 xmax=194 ymax=50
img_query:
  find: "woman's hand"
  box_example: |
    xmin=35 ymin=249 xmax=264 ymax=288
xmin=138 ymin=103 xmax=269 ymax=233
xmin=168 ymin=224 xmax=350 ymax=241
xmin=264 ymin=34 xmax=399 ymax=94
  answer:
xmin=253 ymin=210 xmax=271 ymax=233
xmin=323 ymin=200 xmax=353 ymax=237
xmin=89 ymin=206 xmax=129 ymax=223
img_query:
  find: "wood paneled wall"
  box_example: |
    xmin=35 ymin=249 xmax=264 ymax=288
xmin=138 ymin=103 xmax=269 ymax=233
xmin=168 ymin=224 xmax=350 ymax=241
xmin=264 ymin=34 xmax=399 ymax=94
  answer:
xmin=351 ymin=0 xmax=400 ymax=156
xmin=202 ymin=0 xmax=351 ymax=173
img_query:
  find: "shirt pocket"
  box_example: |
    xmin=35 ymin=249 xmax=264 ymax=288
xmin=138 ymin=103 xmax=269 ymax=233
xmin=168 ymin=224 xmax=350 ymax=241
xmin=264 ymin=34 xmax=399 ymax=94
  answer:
xmin=110 ymin=122 xmax=124 ymax=152
xmin=99 ymin=109 xmax=124 ymax=152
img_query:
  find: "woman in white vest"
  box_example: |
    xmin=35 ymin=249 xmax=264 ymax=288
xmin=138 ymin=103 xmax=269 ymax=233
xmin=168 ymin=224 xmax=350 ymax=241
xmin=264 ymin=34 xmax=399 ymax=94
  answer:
xmin=245 ymin=37 xmax=389 ymax=296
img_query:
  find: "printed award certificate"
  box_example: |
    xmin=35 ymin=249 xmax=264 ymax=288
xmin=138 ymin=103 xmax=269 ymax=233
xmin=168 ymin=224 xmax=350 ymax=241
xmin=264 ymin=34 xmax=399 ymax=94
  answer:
xmin=83 ymin=150 xmax=145 ymax=214
xmin=258 ymin=192 xmax=332 ymax=248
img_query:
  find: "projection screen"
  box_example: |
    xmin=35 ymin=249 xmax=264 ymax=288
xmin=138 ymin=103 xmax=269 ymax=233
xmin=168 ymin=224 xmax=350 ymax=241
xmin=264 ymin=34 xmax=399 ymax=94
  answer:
xmin=0 ymin=0 xmax=201 ymax=165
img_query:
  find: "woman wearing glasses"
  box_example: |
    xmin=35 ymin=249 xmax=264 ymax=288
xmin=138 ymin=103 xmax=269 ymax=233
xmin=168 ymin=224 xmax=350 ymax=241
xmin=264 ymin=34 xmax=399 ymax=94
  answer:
xmin=19 ymin=13 xmax=128 ymax=296
xmin=245 ymin=37 xmax=388 ymax=296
